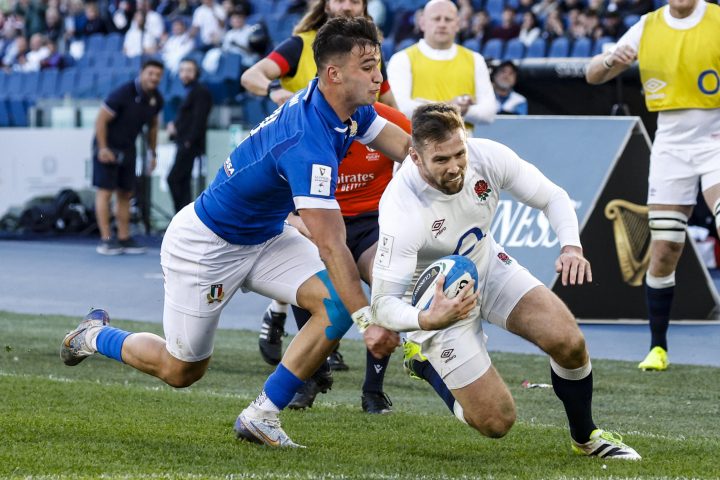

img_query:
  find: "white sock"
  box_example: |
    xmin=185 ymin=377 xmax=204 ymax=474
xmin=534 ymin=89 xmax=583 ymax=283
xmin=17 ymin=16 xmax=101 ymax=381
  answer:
xmin=250 ymin=390 xmax=280 ymax=414
xmin=269 ymin=300 xmax=288 ymax=314
xmin=85 ymin=325 xmax=105 ymax=351
xmin=453 ymin=401 xmax=468 ymax=424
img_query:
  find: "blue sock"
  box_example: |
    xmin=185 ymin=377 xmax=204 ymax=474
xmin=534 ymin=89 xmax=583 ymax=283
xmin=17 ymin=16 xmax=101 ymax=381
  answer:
xmin=414 ymin=359 xmax=455 ymax=413
xmin=264 ymin=363 xmax=305 ymax=410
xmin=96 ymin=327 xmax=132 ymax=363
xmin=646 ymin=285 xmax=674 ymax=351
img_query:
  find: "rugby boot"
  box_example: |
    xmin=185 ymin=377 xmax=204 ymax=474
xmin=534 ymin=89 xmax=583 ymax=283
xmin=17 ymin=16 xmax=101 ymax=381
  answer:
xmin=60 ymin=308 xmax=110 ymax=366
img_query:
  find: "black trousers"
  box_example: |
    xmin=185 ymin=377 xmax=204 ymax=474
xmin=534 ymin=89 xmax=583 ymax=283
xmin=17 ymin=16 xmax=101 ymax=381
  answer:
xmin=167 ymin=145 xmax=201 ymax=213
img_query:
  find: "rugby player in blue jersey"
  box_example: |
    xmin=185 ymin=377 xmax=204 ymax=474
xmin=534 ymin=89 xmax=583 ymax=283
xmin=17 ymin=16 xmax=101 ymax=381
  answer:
xmin=60 ymin=16 xmax=411 ymax=447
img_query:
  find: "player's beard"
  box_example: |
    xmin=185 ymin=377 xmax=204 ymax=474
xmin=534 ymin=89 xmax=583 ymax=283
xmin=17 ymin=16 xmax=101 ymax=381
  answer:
xmin=439 ymin=171 xmax=465 ymax=195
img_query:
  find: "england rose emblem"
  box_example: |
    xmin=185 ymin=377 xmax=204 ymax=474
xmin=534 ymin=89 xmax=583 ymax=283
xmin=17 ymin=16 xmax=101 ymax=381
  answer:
xmin=497 ymin=252 xmax=512 ymax=265
xmin=474 ymin=180 xmax=492 ymax=201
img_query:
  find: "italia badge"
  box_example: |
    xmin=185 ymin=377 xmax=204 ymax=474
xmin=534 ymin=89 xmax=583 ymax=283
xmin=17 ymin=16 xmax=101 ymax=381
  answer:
xmin=207 ymin=284 xmax=224 ymax=303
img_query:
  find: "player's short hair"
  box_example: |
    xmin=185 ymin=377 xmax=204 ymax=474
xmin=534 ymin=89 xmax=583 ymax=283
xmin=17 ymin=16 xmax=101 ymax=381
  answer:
xmin=411 ymin=103 xmax=465 ymax=151
xmin=313 ymin=16 xmax=379 ymax=71
xmin=141 ymin=58 xmax=165 ymax=72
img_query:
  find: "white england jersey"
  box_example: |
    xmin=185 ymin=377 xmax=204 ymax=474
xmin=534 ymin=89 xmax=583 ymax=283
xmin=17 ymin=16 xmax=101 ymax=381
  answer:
xmin=371 ymin=138 xmax=580 ymax=335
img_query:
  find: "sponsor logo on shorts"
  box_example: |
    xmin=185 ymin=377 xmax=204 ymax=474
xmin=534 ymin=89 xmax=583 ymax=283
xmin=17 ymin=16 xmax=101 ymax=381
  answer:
xmin=207 ymin=283 xmax=225 ymax=303
xmin=440 ymin=348 xmax=456 ymax=363
xmin=498 ymin=252 xmax=512 ymax=265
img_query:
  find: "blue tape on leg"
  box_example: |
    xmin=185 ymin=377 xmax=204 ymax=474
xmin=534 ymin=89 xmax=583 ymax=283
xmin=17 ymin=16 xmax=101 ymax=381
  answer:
xmin=96 ymin=327 xmax=131 ymax=363
xmin=316 ymin=270 xmax=353 ymax=340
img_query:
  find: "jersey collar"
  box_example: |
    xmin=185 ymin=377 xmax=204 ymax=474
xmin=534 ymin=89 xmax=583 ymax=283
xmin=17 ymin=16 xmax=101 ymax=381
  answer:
xmin=305 ymin=77 xmax=356 ymax=136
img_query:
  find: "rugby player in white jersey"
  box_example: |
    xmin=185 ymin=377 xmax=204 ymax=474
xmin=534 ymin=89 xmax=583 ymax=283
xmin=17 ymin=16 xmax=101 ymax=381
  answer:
xmin=370 ymin=103 xmax=641 ymax=460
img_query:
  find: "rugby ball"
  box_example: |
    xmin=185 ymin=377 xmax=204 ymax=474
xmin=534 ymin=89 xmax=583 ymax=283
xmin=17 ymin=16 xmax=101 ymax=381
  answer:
xmin=411 ymin=255 xmax=478 ymax=310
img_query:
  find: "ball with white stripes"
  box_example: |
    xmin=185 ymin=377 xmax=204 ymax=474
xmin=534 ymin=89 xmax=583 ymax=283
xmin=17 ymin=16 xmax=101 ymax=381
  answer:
xmin=411 ymin=255 xmax=479 ymax=310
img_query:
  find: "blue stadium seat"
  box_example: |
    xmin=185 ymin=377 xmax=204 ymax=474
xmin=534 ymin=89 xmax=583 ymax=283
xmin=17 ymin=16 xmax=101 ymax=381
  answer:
xmin=20 ymin=72 xmax=41 ymax=101
xmin=241 ymin=95 xmax=274 ymax=127
xmin=112 ymin=69 xmax=135 ymax=90
xmin=57 ymin=68 xmax=78 ymax=97
xmin=73 ymin=71 xmax=97 ymax=98
xmin=547 ymin=37 xmax=569 ymax=57
xmin=0 ymin=71 xmax=8 ymax=93
xmin=570 ymin=37 xmax=592 ymax=57
xmin=653 ymin=0 xmax=667 ymax=8
xmin=624 ymin=14 xmax=641 ymax=28
xmin=105 ymin=32 xmax=123 ymax=52
xmin=591 ymin=36 xmax=614 ymax=56
xmin=38 ymin=69 xmax=60 ymax=98
xmin=85 ymin=33 xmax=106 ymax=53
xmin=462 ymin=38 xmax=482 ymax=53
xmin=525 ymin=38 xmax=546 ymax=58
xmin=8 ymin=99 xmax=28 ymax=126
xmin=218 ymin=53 xmax=243 ymax=81
xmin=394 ymin=37 xmax=415 ymax=53
xmin=482 ymin=38 xmax=504 ymax=59
xmin=486 ymin=0 xmax=505 ymax=23
xmin=3 ymin=72 xmax=23 ymax=100
xmin=503 ymin=38 xmax=525 ymax=60
xmin=381 ymin=40 xmax=394 ymax=62
xmin=95 ymin=72 xmax=114 ymax=98
xmin=0 ymin=99 xmax=11 ymax=127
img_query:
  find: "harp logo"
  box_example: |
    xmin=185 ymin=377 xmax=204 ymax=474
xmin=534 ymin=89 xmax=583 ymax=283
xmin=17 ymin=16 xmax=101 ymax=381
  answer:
xmin=604 ymin=199 xmax=651 ymax=286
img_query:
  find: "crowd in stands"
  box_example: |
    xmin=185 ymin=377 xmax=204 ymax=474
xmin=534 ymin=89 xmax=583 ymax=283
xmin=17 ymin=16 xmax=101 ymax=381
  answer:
xmin=0 ymin=0 xmax=676 ymax=126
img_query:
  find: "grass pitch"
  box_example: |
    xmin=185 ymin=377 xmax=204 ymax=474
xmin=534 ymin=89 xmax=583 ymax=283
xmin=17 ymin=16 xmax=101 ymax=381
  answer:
xmin=1 ymin=310 xmax=718 ymax=479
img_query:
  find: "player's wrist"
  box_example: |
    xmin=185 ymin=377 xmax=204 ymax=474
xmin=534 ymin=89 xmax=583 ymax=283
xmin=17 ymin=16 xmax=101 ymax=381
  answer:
xmin=602 ymin=55 xmax=614 ymax=70
xmin=266 ymin=79 xmax=282 ymax=97
xmin=351 ymin=306 xmax=372 ymax=333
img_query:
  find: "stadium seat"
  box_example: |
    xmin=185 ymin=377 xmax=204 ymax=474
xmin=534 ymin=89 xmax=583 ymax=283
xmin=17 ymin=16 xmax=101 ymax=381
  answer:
xmin=8 ymin=99 xmax=28 ymax=126
xmin=95 ymin=72 xmax=114 ymax=98
xmin=0 ymin=71 xmax=8 ymax=93
xmin=0 ymin=72 xmax=20 ymax=101
xmin=548 ymin=37 xmax=569 ymax=57
xmin=592 ymin=36 xmax=614 ymax=56
xmin=486 ymin=0 xmax=505 ymax=23
xmin=525 ymin=38 xmax=546 ymax=58
xmin=653 ymin=0 xmax=667 ymax=8
xmin=85 ymin=33 xmax=106 ymax=53
xmin=89 ymin=50 xmax=115 ymax=69
xmin=570 ymin=37 xmax=592 ymax=57
xmin=462 ymin=38 xmax=482 ymax=53
xmin=38 ymin=69 xmax=60 ymax=98
xmin=0 ymin=99 xmax=11 ymax=127
xmin=381 ymin=40 xmax=394 ymax=62
xmin=503 ymin=38 xmax=525 ymax=60
xmin=73 ymin=71 xmax=97 ymax=98
xmin=241 ymin=95 xmax=274 ymax=126
xmin=218 ymin=53 xmax=243 ymax=81
xmin=482 ymin=38 xmax=504 ymax=60
xmin=394 ymin=37 xmax=415 ymax=53
xmin=105 ymin=32 xmax=123 ymax=52
xmin=624 ymin=14 xmax=641 ymax=28
xmin=57 ymin=68 xmax=78 ymax=97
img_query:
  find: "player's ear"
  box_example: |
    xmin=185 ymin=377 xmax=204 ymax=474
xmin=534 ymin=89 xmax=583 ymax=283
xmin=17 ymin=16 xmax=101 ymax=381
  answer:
xmin=326 ymin=64 xmax=342 ymax=84
xmin=409 ymin=146 xmax=421 ymax=165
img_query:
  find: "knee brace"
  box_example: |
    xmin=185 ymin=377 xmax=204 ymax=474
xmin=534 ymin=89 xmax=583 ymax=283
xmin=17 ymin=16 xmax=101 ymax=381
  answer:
xmin=316 ymin=270 xmax=353 ymax=341
xmin=648 ymin=210 xmax=688 ymax=243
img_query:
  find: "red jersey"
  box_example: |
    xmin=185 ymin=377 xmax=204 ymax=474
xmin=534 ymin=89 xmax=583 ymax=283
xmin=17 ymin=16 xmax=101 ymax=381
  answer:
xmin=336 ymin=102 xmax=412 ymax=217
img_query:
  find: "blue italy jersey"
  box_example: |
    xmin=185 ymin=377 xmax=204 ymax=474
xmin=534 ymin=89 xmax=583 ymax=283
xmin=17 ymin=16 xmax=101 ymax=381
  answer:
xmin=195 ymin=78 xmax=383 ymax=245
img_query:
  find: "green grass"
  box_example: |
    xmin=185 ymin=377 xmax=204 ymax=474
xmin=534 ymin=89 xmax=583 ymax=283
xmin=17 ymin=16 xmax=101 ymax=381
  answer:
xmin=1 ymin=310 xmax=718 ymax=479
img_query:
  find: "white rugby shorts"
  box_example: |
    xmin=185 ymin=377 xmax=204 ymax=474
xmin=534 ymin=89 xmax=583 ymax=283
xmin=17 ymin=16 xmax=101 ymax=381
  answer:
xmin=648 ymin=144 xmax=720 ymax=205
xmin=408 ymin=240 xmax=542 ymax=389
xmin=160 ymin=204 xmax=325 ymax=362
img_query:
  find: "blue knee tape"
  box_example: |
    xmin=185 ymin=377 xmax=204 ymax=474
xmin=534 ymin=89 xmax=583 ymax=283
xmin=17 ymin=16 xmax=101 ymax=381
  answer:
xmin=264 ymin=363 xmax=304 ymax=410
xmin=316 ymin=270 xmax=353 ymax=340
xmin=96 ymin=327 xmax=131 ymax=363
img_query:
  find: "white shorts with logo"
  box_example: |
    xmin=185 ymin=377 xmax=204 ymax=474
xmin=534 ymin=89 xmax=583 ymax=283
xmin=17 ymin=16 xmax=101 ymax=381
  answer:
xmin=160 ymin=204 xmax=325 ymax=362
xmin=648 ymin=143 xmax=720 ymax=205
xmin=407 ymin=241 xmax=543 ymax=390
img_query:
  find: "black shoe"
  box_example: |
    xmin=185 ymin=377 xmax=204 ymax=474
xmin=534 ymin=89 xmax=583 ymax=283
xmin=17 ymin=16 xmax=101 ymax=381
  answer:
xmin=287 ymin=368 xmax=334 ymax=410
xmin=258 ymin=310 xmax=287 ymax=366
xmin=327 ymin=349 xmax=349 ymax=371
xmin=361 ymin=391 xmax=393 ymax=414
